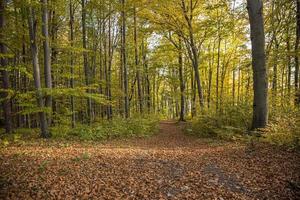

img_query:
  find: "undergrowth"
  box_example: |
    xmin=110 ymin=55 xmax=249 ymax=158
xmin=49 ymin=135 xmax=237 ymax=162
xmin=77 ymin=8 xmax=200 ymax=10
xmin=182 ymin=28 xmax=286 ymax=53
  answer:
xmin=185 ymin=103 xmax=300 ymax=149
xmin=0 ymin=114 xmax=160 ymax=145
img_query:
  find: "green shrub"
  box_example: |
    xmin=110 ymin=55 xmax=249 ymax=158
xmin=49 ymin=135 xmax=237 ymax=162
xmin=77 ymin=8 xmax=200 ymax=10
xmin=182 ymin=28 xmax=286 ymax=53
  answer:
xmin=0 ymin=115 xmax=159 ymax=144
xmin=186 ymin=104 xmax=251 ymax=141
xmin=59 ymin=114 xmax=159 ymax=141
xmin=186 ymin=103 xmax=300 ymax=148
xmin=263 ymin=109 xmax=300 ymax=148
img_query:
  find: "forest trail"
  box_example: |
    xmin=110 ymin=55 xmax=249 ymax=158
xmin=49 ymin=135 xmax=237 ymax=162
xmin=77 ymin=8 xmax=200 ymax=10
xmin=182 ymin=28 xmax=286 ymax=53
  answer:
xmin=103 ymin=120 xmax=202 ymax=149
xmin=0 ymin=121 xmax=299 ymax=199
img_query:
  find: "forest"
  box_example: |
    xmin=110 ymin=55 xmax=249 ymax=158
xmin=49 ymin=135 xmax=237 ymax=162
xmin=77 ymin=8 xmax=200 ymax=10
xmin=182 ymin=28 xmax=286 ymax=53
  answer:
xmin=0 ymin=0 xmax=300 ymax=199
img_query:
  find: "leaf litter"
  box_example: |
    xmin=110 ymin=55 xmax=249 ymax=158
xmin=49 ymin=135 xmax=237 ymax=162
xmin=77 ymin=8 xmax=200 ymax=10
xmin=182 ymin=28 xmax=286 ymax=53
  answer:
xmin=0 ymin=121 xmax=299 ymax=199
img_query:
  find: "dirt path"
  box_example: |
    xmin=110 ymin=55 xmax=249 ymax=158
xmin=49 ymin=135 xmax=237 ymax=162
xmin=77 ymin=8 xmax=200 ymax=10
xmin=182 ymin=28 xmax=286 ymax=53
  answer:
xmin=0 ymin=121 xmax=299 ymax=199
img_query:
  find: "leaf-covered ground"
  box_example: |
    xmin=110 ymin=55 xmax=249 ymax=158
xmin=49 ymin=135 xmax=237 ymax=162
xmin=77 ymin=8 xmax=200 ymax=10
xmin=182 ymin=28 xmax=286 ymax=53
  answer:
xmin=0 ymin=121 xmax=299 ymax=199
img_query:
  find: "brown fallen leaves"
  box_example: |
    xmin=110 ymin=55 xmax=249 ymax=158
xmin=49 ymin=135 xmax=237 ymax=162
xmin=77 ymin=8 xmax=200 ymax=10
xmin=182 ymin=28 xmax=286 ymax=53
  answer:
xmin=0 ymin=121 xmax=299 ymax=199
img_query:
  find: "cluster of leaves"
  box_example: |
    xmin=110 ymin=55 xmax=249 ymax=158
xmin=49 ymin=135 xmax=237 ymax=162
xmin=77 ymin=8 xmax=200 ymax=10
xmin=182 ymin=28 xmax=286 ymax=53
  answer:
xmin=185 ymin=103 xmax=252 ymax=141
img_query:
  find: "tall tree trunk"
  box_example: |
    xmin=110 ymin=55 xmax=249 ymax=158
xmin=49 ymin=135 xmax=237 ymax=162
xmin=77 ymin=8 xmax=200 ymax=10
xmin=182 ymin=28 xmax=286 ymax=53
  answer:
xmin=49 ymin=5 xmax=58 ymax=116
xmin=134 ymin=6 xmax=143 ymax=114
xmin=191 ymin=70 xmax=196 ymax=117
xmin=295 ymin=0 xmax=300 ymax=105
xmin=121 ymin=0 xmax=129 ymax=118
xmin=247 ymin=0 xmax=268 ymax=129
xmin=41 ymin=0 xmax=52 ymax=123
xmin=142 ymin=39 xmax=151 ymax=113
xmin=181 ymin=0 xmax=204 ymax=110
xmin=107 ymin=2 xmax=113 ymax=120
xmin=81 ymin=0 xmax=92 ymax=122
xmin=216 ymin=35 xmax=221 ymax=112
xmin=178 ymin=38 xmax=185 ymax=121
xmin=27 ymin=7 xmax=50 ymax=138
xmin=272 ymin=40 xmax=279 ymax=99
xmin=207 ymin=41 xmax=215 ymax=109
xmin=286 ymin=27 xmax=292 ymax=98
xmin=69 ymin=0 xmax=75 ymax=127
xmin=0 ymin=0 xmax=12 ymax=133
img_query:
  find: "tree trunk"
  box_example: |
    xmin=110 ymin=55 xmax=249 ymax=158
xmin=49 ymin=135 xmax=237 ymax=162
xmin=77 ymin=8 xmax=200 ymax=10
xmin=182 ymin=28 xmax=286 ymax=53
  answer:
xmin=27 ymin=7 xmax=50 ymax=138
xmin=0 ymin=0 xmax=12 ymax=133
xmin=286 ymin=27 xmax=292 ymax=98
xmin=142 ymin=39 xmax=151 ymax=113
xmin=191 ymin=70 xmax=196 ymax=117
xmin=41 ymin=0 xmax=52 ymax=118
xmin=69 ymin=0 xmax=75 ymax=127
xmin=295 ymin=0 xmax=300 ymax=105
xmin=178 ymin=38 xmax=185 ymax=121
xmin=247 ymin=0 xmax=268 ymax=129
xmin=134 ymin=6 xmax=143 ymax=114
xmin=107 ymin=2 xmax=113 ymax=119
xmin=81 ymin=0 xmax=92 ymax=122
xmin=121 ymin=0 xmax=129 ymax=118
xmin=216 ymin=36 xmax=221 ymax=111
xmin=181 ymin=0 xmax=204 ymax=110
xmin=207 ymin=41 xmax=215 ymax=109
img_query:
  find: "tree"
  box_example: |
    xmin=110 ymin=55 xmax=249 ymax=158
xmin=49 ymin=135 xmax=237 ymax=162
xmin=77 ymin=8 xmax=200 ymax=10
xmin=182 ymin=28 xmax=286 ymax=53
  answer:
xmin=121 ymin=0 xmax=129 ymax=118
xmin=27 ymin=6 xmax=50 ymax=138
xmin=178 ymin=38 xmax=185 ymax=121
xmin=180 ymin=0 xmax=204 ymax=110
xmin=41 ymin=0 xmax=52 ymax=121
xmin=69 ymin=0 xmax=76 ymax=127
xmin=81 ymin=0 xmax=92 ymax=122
xmin=134 ymin=5 xmax=143 ymax=114
xmin=0 ymin=0 xmax=12 ymax=133
xmin=295 ymin=0 xmax=300 ymax=105
xmin=247 ymin=0 xmax=268 ymax=129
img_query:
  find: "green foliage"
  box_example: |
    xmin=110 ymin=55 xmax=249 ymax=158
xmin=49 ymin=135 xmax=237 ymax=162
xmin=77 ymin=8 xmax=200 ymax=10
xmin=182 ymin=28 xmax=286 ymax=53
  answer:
xmin=187 ymin=103 xmax=300 ymax=149
xmin=0 ymin=115 xmax=159 ymax=145
xmin=186 ymin=103 xmax=251 ymax=141
xmin=263 ymin=109 xmax=300 ymax=149
xmin=51 ymin=114 xmax=159 ymax=141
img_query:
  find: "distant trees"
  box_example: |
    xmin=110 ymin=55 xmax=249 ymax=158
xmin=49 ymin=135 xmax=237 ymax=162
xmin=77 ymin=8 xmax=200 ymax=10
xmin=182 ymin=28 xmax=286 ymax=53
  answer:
xmin=0 ymin=0 xmax=298 ymax=136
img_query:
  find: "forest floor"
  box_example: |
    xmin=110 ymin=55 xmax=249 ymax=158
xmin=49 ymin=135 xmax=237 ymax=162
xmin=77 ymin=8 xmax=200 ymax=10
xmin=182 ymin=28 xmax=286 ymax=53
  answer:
xmin=0 ymin=121 xmax=299 ymax=199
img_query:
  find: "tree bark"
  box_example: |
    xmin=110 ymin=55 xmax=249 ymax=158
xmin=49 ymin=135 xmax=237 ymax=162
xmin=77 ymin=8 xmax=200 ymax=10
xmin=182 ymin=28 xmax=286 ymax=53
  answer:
xmin=286 ymin=26 xmax=292 ymax=97
xmin=81 ymin=0 xmax=92 ymax=122
xmin=121 ymin=0 xmax=129 ymax=118
xmin=0 ymin=0 xmax=12 ymax=133
xmin=107 ymin=2 xmax=113 ymax=119
xmin=247 ymin=0 xmax=268 ymax=129
xmin=134 ymin=6 xmax=143 ymax=114
xmin=181 ymin=0 xmax=204 ymax=110
xmin=295 ymin=0 xmax=300 ymax=104
xmin=41 ymin=0 xmax=52 ymax=115
xmin=69 ymin=0 xmax=75 ymax=127
xmin=216 ymin=36 xmax=221 ymax=111
xmin=27 ymin=7 xmax=50 ymax=138
xmin=178 ymin=38 xmax=185 ymax=121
